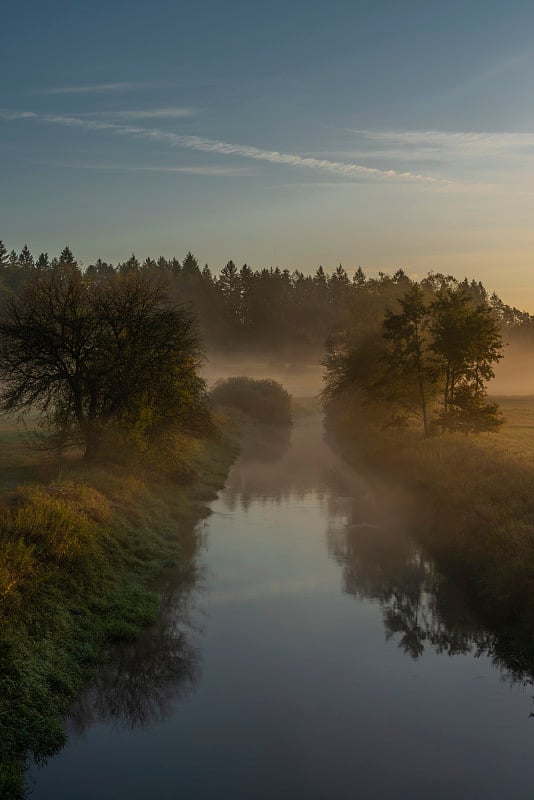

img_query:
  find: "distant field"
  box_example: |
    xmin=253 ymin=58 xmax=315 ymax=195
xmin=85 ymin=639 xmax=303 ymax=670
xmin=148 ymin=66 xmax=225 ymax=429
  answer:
xmin=489 ymin=395 xmax=534 ymax=459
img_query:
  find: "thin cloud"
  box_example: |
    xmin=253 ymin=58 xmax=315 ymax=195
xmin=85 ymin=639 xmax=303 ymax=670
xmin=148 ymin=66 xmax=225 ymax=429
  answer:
xmin=86 ymin=107 xmax=198 ymax=120
xmin=0 ymin=111 xmax=450 ymax=185
xmin=34 ymin=81 xmax=171 ymax=95
xmin=447 ymin=49 xmax=534 ymax=98
xmin=35 ymin=160 xmax=253 ymax=177
xmin=347 ymin=128 xmax=534 ymax=158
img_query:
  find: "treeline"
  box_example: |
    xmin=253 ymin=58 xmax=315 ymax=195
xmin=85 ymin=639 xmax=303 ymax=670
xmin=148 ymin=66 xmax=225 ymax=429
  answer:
xmin=2 ymin=240 xmax=534 ymax=356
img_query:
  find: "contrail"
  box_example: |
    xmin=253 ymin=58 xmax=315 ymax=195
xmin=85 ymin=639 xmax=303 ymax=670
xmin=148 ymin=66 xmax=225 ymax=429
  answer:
xmin=0 ymin=110 xmax=450 ymax=184
xmin=33 ymin=82 xmax=171 ymax=95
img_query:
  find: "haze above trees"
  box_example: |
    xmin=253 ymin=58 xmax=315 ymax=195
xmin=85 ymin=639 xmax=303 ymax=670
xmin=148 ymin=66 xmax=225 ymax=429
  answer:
xmin=0 ymin=239 xmax=528 ymax=445
xmin=1 ymin=241 xmax=532 ymax=360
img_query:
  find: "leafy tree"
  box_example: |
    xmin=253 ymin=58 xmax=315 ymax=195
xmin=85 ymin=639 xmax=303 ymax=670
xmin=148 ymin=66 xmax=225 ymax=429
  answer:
xmin=431 ymin=288 xmax=503 ymax=433
xmin=442 ymin=385 xmax=503 ymax=435
xmin=0 ymin=268 xmax=211 ymax=461
xmin=379 ymin=285 xmax=439 ymax=435
xmin=324 ymin=281 xmax=504 ymax=437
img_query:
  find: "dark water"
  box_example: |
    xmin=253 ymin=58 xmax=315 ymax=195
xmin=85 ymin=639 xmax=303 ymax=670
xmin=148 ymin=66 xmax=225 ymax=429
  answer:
xmin=28 ymin=417 xmax=534 ymax=799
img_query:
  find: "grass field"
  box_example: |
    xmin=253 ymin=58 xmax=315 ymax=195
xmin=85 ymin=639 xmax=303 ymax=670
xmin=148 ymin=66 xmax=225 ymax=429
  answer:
xmin=490 ymin=395 xmax=534 ymax=458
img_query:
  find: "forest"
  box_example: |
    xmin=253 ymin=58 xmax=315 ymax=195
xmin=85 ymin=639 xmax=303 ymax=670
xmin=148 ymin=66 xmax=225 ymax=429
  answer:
xmin=1 ymin=241 xmax=533 ymax=360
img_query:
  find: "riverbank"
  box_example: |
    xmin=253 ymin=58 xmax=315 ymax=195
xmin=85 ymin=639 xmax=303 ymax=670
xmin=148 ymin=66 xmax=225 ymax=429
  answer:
xmin=0 ymin=421 xmax=239 ymax=799
xmin=326 ymin=396 xmax=534 ymax=667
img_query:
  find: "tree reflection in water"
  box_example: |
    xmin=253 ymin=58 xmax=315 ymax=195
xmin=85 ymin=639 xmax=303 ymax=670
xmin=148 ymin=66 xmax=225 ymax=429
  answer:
xmin=326 ymin=476 xmax=534 ymax=695
xmin=68 ymin=529 xmax=203 ymax=735
xmin=223 ymin=417 xmax=349 ymax=509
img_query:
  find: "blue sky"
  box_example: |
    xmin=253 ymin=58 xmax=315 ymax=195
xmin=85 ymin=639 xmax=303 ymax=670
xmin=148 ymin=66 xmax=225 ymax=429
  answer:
xmin=2 ymin=0 xmax=534 ymax=306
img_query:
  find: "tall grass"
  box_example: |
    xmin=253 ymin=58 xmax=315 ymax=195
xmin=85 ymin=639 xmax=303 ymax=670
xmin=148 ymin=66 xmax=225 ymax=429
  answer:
xmin=0 ymin=423 xmax=238 ymax=798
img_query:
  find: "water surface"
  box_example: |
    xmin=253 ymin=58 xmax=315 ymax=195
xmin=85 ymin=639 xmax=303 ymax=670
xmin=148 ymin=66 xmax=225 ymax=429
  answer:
xmin=29 ymin=416 xmax=534 ymax=799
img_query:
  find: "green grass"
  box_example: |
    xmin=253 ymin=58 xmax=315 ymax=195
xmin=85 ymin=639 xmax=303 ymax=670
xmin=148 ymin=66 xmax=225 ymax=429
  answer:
xmin=0 ymin=414 xmax=238 ymax=799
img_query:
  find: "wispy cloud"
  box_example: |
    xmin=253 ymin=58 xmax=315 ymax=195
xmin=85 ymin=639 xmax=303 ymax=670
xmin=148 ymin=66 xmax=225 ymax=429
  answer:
xmin=0 ymin=111 xmax=450 ymax=185
xmin=447 ymin=49 xmax=534 ymax=98
xmin=33 ymin=81 xmax=170 ymax=95
xmin=344 ymin=128 xmax=534 ymax=161
xmin=85 ymin=107 xmax=198 ymax=120
xmin=34 ymin=160 xmax=253 ymax=177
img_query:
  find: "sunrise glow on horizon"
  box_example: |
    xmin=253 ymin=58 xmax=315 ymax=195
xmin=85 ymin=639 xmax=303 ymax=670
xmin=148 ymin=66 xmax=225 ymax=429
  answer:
xmin=2 ymin=0 xmax=534 ymax=309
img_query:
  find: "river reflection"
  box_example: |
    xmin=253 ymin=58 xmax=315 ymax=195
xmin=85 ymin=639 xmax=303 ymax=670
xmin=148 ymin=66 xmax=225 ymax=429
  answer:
xmin=29 ymin=415 xmax=534 ymax=800
xmin=67 ymin=530 xmax=203 ymax=736
xmin=223 ymin=416 xmax=353 ymax=507
xmin=326 ymin=477 xmax=534 ymax=692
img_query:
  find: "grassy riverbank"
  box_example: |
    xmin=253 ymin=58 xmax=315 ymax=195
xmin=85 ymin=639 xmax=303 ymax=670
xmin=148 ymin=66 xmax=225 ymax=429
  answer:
xmin=0 ymin=420 xmax=238 ymax=798
xmin=327 ymin=396 xmax=534 ymax=657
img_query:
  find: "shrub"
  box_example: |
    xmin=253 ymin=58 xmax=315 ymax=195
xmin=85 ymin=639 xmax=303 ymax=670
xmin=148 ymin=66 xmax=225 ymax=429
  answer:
xmin=210 ymin=377 xmax=291 ymax=425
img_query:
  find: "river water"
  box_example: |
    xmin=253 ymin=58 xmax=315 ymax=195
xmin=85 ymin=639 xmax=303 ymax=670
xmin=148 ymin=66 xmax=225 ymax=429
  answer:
xmin=28 ymin=416 xmax=534 ymax=799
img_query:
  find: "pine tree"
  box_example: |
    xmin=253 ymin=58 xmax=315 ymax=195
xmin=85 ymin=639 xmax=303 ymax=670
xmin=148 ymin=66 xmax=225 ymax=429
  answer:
xmin=35 ymin=253 xmax=50 ymax=271
xmin=0 ymin=240 xmax=8 ymax=269
xmin=218 ymin=260 xmax=241 ymax=327
xmin=182 ymin=252 xmax=200 ymax=275
xmin=58 ymin=246 xmax=77 ymax=268
xmin=353 ymin=266 xmax=366 ymax=286
xmin=119 ymin=254 xmax=140 ymax=274
xmin=19 ymin=245 xmax=34 ymax=269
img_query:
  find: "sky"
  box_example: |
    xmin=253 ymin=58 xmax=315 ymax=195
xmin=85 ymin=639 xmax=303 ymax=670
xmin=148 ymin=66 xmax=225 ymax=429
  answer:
xmin=2 ymin=0 xmax=534 ymax=308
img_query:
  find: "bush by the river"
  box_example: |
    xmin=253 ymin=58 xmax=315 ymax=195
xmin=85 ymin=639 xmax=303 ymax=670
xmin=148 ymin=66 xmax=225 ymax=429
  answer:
xmin=210 ymin=377 xmax=292 ymax=425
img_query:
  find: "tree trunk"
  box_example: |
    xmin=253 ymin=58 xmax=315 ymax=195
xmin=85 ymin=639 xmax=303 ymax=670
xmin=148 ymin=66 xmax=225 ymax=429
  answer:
xmin=83 ymin=422 xmax=99 ymax=461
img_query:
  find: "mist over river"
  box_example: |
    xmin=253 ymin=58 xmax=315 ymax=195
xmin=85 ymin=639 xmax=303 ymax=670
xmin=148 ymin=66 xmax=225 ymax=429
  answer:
xmin=28 ymin=416 xmax=534 ymax=799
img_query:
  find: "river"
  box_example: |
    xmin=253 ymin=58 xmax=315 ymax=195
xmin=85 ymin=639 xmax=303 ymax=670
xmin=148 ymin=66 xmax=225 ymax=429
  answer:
xmin=28 ymin=415 xmax=534 ymax=799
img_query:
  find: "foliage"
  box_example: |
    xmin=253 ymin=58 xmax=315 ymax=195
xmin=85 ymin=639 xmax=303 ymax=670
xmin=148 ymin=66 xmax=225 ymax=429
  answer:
xmin=324 ymin=279 xmax=503 ymax=436
xmin=2 ymin=240 xmax=532 ymax=359
xmin=0 ymin=266 xmax=212 ymax=460
xmin=378 ymin=285 xmax=439 ymax=435
xmin=210 ymin=376 xmax=292 ymax=425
